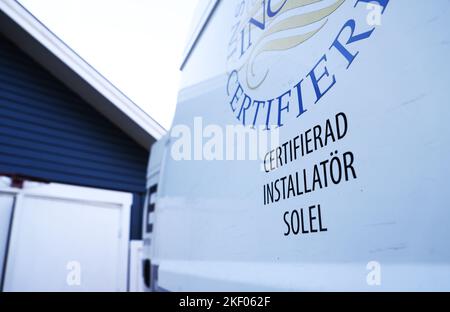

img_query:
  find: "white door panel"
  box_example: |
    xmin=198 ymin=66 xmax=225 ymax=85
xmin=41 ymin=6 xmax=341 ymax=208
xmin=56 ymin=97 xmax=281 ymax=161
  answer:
xmin=0 ymin=193 xmax=14 ymax=285
xmin=1 ymin=181 xmax=132 ymax=292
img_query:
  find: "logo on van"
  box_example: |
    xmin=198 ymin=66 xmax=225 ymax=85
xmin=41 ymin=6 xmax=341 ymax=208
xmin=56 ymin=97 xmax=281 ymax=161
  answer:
xmin=226 ymin=0 xmax=389 ymax=129
xmin=227 ymin=0 xmax=345 ymax=90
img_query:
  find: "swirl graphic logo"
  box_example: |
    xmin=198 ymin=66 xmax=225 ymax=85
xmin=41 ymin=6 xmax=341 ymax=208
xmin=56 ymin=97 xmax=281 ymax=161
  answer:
xmin=227 ymin=0 xmax=345 ymax=90
xmin=226 ymin=0 xmax=388 ymax=129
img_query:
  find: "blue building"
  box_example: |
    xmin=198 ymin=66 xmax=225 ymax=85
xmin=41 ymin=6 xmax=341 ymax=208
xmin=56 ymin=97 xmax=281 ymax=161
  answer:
xmin=0 ymin=0 xmax=165 ymax=291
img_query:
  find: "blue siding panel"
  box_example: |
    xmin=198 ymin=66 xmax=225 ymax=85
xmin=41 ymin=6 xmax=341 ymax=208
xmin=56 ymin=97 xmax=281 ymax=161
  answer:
xmin=0 ymin=34 xmax=151 ymax=239
xmin=130 ymin=193 xmax=145 ymax=241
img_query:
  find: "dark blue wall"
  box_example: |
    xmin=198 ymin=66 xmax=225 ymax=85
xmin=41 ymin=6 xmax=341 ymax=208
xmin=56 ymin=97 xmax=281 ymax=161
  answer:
xmin=0 ymin=34 xmax=150 ymax=239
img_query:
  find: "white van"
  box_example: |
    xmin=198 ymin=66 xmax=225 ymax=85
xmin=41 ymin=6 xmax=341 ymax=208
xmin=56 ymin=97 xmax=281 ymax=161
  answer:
xmin=142 ymin=0 xmax=450 ymax=291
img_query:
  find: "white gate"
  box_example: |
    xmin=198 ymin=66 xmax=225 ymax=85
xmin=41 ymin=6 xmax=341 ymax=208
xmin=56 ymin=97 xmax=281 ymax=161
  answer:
xmin=0 ymin=178 xmax=132 ymax=292
xmin=0 ymin=189 xmax=14 ymax=287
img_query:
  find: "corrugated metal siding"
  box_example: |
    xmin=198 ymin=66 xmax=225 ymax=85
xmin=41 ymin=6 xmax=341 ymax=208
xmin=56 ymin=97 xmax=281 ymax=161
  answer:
xmin=0 ymin=34 xmax=151 ymax=240
xmin=0 ymin=34 xmax=150 ymax=194
xmin=130 ymin=193 xmax=145 ymax=240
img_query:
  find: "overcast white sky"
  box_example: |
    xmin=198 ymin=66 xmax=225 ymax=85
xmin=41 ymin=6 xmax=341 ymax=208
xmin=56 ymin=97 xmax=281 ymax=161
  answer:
xmin=18 ymin=0 xmax=200 ymax=129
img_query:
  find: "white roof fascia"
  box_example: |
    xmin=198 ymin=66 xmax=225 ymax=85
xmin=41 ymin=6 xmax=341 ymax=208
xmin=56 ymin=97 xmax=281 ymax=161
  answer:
xmin=0 ymin=0 xmax=166 ymax=149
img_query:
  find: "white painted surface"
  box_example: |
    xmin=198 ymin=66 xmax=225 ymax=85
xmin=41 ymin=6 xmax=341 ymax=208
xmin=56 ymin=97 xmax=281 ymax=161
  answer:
xmin=2 ymin=182 xmax=132 ymax=292
xmin=129 ymin=240 xmax=145 ymax=292
xmin=0 ymin=192 xmax=14 ymax=284
xmin=144 ymin=0 xmax=450 ymax=291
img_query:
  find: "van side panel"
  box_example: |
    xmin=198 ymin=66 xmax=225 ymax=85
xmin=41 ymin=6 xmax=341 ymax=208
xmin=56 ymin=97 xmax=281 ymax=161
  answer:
xmin=147 ymin=0 xmax=450 ymax=291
